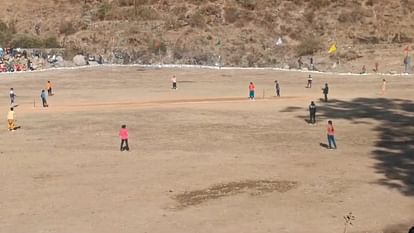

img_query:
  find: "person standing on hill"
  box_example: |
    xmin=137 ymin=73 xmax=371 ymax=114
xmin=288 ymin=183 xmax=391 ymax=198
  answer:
xmin=327 ymin=120 xmax=337 ymax=149
xmin=9 ymin=88 xmax=16 ymax=105
xmin=298 ymin=56 xmax=303 ymax=69
xmin=309 ymin=101 xmax=316 ymax=125
xmin=40 ymin=90 xmax=48 ymax=108
xmin=248 ymin=82 xmax=255 ymax=100
xmin=309 ymin=56 xmax=314 ymax=70
xmin=171 ymin=75 xmax=177 ymax=89
xmin=307 ymin=75 xmax=313 ymax=88
xmin=119 ymin=124 xmax=130 ymax=152
xmin=275 ymin=80 xmax=280 ymax=97
xmin=7 ymin=107 xmax=16 ymax=131
xmin=46 ymin=81 xmax=53 ymax=96
xmin=322 ymin=83 xmax=329 ymax=102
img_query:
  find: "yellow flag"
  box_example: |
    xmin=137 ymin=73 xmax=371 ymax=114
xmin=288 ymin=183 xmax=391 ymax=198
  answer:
xmin=328 ymin=43 xmax=337 ymax=53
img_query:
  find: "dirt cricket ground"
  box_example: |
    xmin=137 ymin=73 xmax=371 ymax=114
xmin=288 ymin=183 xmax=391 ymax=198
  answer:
xmin=0 ymin=67 xmax=413 ymax=233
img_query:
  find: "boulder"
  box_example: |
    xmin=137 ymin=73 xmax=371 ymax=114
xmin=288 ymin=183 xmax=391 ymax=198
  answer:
xmin=73 ymin=55 xmax=87 ymax=66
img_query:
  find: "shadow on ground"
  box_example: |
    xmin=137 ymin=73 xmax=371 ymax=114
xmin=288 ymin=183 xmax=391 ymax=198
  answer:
xmin=282 ymin=98 xmax=414 ymax=196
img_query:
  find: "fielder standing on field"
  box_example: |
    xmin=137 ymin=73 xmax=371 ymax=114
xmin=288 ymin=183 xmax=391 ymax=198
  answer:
xmin=309 ymin=101 xmax=316 ymax=125
xmin=9 ymin=88 xmax=16 ymax=105
xmin=275 ymin=80 xmax=280 ymax=97
xmin=248 ymin=82 xmax=255 ymax=100
xmin=171 ymin=75 xmax=177 ymax=89
xmin=7 ymin=107 xmax=16 ymax=131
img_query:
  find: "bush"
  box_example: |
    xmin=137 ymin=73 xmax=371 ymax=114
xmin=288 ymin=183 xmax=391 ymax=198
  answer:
xmin=118 ymin=0 xmax=134 ymax=6
xmin=295 ymin=37 xmax=321 ymax=56
xmin=10 ymin=35 xmax=44 ymax=48
xmin=59 ymin=21 xmax=77 ymax=35
xmin=338 ymin=50 xmax=361 ymax=61
xmin=236 ymin=0 xmax=257 ymax=10
xmin=136 ymin=6 xmax=160 ymax=20
xmin=0 ymin=20 xmax=8 ymax=32
xmin=43 ymin=36 xmax=61 ymax=48
xmin=148 ymin=40 xmax=167 ymax=55
xmin=96 ymin=2 xmax=112 ymax=20
xmin=224 ymin=7 xmax=238 ymax=24
xmin=9 ymin=35 xmax=61 ymax=48
xmin=189 ymin=11 xmax=205 ymax=28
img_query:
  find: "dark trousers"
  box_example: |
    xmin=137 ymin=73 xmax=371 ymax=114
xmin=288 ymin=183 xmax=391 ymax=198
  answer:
xmin=172 ymin=82 xmax=177 ymax=89
xmin=42 ymin=98 xmax=48 ymax=107
xmin=120 ymin=139 xmax=129 ymax=151
xmin=310 ymin=113 xmax=316 ymax=124
xmin=276 ymin=89 xmax=280 ymax=97
xmin=327 ymin=135 xmax=337 ymax=149
xmin=324 ymin=94 xmax=328 ymax=102
xmin=48 ymin=88 xmax=53 ymax=96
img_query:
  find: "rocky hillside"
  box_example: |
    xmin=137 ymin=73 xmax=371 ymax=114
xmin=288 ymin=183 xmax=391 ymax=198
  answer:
xmin=1 ymin=0 xmax=414 ymax=72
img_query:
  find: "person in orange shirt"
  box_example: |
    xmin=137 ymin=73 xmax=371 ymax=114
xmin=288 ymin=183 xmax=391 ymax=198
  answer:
xmin=248 ymin=82 xmax=255 ymax=100
xmin=327 ymin=120 xmax=337 ymax=149
xmin=46 ymin=81 xmax=53 ymax=96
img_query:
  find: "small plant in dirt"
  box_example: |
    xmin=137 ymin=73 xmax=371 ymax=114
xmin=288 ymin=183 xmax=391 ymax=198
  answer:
xmin=343 ymin=212 xmax=356 ymax=233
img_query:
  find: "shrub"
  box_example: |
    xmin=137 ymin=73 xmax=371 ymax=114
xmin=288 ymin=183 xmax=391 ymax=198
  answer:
xmin=59 ymin=21 xmax=77 ymax=35
xmin=172 ymin=5 xmax=188 ymax=20
xmin=236 ymin=0 xmax=257 ymax=10
xmin=224 ymin=7 xmax=238 ymax=24
xmin=43 ymin=36 xmax=61 ymax=48
xmin=338 ymin=50 xmax=361 ymax=61
xmin=136 ymin=6 xmax=160 ymax=20
xmin=10 ymin=35 xmax=44 ymax=48
xmin=96 ymin=2 xmax=112 ymax=21
xmin=189 ymin=11 xmax=205 ymax=28
xmin=118 ymin=0 xmax=134 ymax=6
xmin=8 ymin=35 xmax=61 ymax=48
xmin=148 ymin=40 xmax=167 ymax=55
xmin=0 ymin=20 xmax=8 ymax=32
xmin=295 ymin=37 xmax=321 ymax=56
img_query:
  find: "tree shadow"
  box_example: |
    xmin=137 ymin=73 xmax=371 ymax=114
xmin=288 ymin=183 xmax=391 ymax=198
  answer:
xmin=282 ymin=98 xmax=414 ymax=196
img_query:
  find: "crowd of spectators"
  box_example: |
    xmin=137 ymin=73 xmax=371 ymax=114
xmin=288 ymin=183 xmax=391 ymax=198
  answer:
xmin=0 ymin=48 xmax=37 ymax=72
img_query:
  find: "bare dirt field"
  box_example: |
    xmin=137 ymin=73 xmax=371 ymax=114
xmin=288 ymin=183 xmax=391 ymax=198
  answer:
xmin=0 ymin=67 xmax=413 ymax=233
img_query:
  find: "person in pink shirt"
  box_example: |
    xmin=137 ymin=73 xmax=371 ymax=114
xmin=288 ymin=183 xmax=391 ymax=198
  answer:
xmin=327 ymin=120 xmax=337 ymax=149
xmin=248 ymin=82 xmax=255 ymax=100
xmin=171 ymin=75 xmax=177 ymax=89
xmin=119 ymin=124 xmax=130 ymax=152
